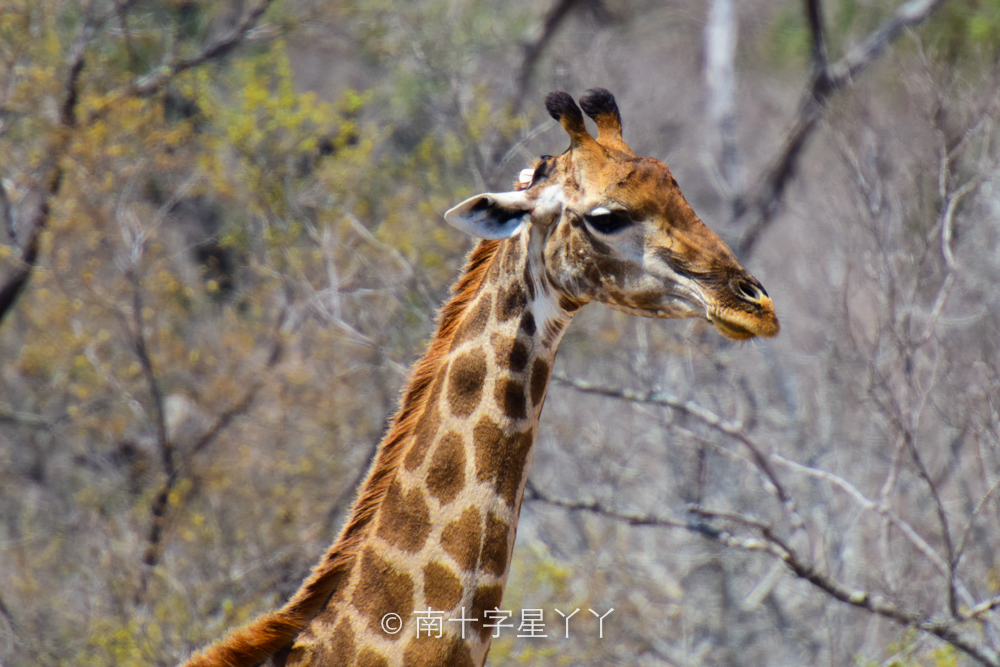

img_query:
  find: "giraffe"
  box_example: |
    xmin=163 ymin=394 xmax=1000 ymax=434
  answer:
xmin=180 ymin=88 xmax=779 ymax=667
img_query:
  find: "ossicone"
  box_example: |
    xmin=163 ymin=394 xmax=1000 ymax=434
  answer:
xmin=579 ymin=87 xmax=635 ymax=156
xmin=544 ymin=91 xmax=592 ymax=147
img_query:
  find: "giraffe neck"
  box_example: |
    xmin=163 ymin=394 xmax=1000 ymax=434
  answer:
xmin=288 ymin=234 xmax=576 ymax=667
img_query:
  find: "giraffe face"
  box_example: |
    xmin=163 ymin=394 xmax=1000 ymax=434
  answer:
xmin=446 ymin=89 xmax=779 ymax=341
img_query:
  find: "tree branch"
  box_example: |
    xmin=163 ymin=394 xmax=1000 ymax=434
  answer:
xmin=705 ymin=0 xmax=741 ymax=194
xmin=0 ymin=0 xmax=273 ymax=330
xmin=691 ymin=507 xmax=1000 ymax=667
xmin=0 ymin=178 xmax=12 ymax=243
xmin=553 ymin=373 xmax=805 ymax=532
xmin=127 ymin=0 xmax=275 ymax=101
xmin=805 ymin=0 xmax=829 ymax=74
xmin=0 ymin=8 xmax=92 ymax=327
xmin=524 ymin=479 xmax=692 ymax=531
xmin=734 ymin=0 xmax=950 ymax=258
xmin=512 ymin=0 xmax=609 ymax=112
xmin=134 ymin=307 xmax=287 ymax=604
xmin=552 ymin=372 xmax=1000 ymax=664
xmin=528 ymin=478 xmax=1000 ymax=666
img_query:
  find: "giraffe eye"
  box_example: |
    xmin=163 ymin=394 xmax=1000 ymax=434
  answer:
xmin=583 ymin=207 xmax=632 ymax=235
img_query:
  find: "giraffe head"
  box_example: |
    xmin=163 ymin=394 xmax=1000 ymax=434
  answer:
xmin=446 ymin=88 xmax=779 ymax=340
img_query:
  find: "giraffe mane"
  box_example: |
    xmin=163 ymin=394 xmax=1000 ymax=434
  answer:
xmin=180 ymin=239 xmax=503 ymax=667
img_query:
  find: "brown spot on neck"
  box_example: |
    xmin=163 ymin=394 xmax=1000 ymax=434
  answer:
xmin=357 ymin=648 xmax=389 ymax=667
xmin=450 ymin=293 xmax=493 ymax=351
xmin=530 ymin=358 xmax=550 ymax=407
xmin=329 ymin=618 xmax=356 ymax=665
xmin=376 ymin=481 xmax=431 ymax=552
xmin=352 ymin=547 xmax=415 ymax=640
xmin=441 ymin=506 xmax=482 ymax=572
xmin=403 ymin=635 xmax=475 ymax=667
xmin=496 ymin=281 xmax=527 ymax=322
xmin=480 ymin=512 xmax=511 ymax=577
xmin=519 ymin=312 xmax=536 ymax=336
xmin=423 ymin=561 xmax=463 ymax=610
xmin=494 ymin=377 xmax=527 ymax=420
xmin=425 ymin=431 xmax=467 ymax=505
xmin=472 ymin=417 xmax=534 ymax=507
xmin=404 ymin=396 xmax=442 ymax=471
xmin=447 ymin=350 xmax=487 ymax=418
xmin=470 ymin=584 xmax=505 ymax=642
xmin=490 ymin=333 xmax=529 ymax=373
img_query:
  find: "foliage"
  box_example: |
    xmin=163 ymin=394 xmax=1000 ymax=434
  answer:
xmin=2 ymin=0 xmax=1000 ymax=666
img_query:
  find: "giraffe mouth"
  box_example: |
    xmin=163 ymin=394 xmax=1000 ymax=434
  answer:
xmin=708 ymin=314 xmax=757 ymax=340
xmin=708 ymin=299 xmax=780 ymax=340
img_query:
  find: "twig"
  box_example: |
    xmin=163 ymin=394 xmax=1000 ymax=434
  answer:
xmin=735 ymin=0 xmax=951 ymax=258
xmin=553 ymin=373 xmax=805 ymax=533
xmin=135 ymin=307 xmax=287 ymax=604
xmin=128 ymin=267 xmax=173 ymax=604
xmin=524 ymin=479 xmax=691 ymax=530
xmin=0 ymin=6 xmax=92 ymax=327
xmin=0 ymin=178 xmax=12 ymax=243
xmin=525 ymin=482 xmax=1000 ymax=664
xmin=805 ymin=0 xmax=829 ymax=74
xmin=953 ymin=475 xmax=1000 ymax=573
xmin=694 ymin=508 xmax=999 ymax=666
xmin=770 ymin=453 xmax=951 ymax=578
xmin=904 ymin=435 xmax=958 ymax=616
xmin=512 ymin=0 xmax=608 ymax=112
xmin=0 ymin=590 xmax=16 ymax=633
xmin=0 ymin=405 xmax=53 ymax=428
xmin=130 ymin=0 xmax=274 ymax=99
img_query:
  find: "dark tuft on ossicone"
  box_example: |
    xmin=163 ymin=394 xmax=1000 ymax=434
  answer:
xmin=545 ymin=91 xmax=584 ymax=125
xmin=579 ymin=88 xmax=621 ymax=125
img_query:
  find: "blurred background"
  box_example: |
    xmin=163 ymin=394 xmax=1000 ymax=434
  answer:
xmin=2 ymin=1 xmax=1000 ymax=665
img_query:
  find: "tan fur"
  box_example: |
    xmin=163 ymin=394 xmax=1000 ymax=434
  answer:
xmin=180 ymin=241 xmax=501 ymax=667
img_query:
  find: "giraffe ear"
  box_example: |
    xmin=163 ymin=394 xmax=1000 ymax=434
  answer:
xmin=444 ymin=191 xmax=533 ymax=239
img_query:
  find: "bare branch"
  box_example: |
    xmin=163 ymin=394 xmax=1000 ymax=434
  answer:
xmin=524 ymin=480 xmax=691 ymax=531
xmin=0 ymin=178 xmax=12 ymax=243
xmin=705 ymin=0 xmax=741 ymax=194
xmin=0 ymin=405 xmax=53 ymax=429
xmin=526 ymin=481 xmax=1000 ymax=665
xmin=0 ymin=590 xmax=16 ymax=634
xmin=904 ymin=436 xmax=958 ymax=616
xmin=135 ymin=306 xmax=287 ymax=604
xmin=694 ymin=510 xmax=1000 ymax=666
xmin=805 ymin=0 xmax=829 ymax=74
xmin=735 ymin=0 xmax=951 ymax=258
xmin=128 ymin=267 xmax=174 ymax=605
xmin=128 ymin=277 xmax=170 ymax=472
xmin=512 ymin=0 xmax=609 ymax=111
xmin=553 ymin=373 xmax=805 ymax=532
xmin=770 ymin=453 xmax=951 ymax=578
xmin=954 ymin=474 xmax=1000 ymax=572
xmin=0 ymin=7 xmax=92 ymax=327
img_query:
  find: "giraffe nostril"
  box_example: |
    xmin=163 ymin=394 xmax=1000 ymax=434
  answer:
xmin=735 ymin=279 xmax=765 ymax=302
